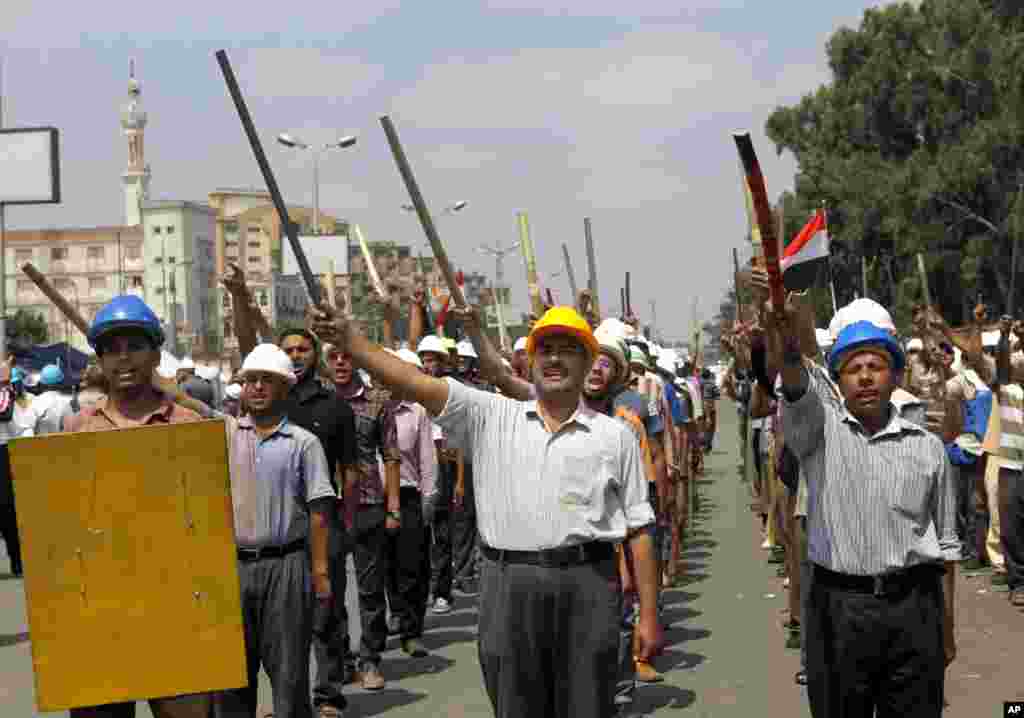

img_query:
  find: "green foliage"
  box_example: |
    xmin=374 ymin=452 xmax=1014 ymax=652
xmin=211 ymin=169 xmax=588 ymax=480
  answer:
xmin=765 ymin=0 xmax=1024 ymax=328
xmin=6 ymin=309 xmax=49 ymax=347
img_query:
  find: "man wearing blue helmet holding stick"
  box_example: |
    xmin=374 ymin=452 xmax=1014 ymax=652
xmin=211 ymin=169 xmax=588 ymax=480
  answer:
xmin=765 ymin=297 xmax=960 ymax=718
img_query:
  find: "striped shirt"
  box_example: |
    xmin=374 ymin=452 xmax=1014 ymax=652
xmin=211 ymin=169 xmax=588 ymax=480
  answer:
xmin=782 ymin=367 xmax=961 ymax=575
xmin=433 ymin=378 xmax=654 ymax=551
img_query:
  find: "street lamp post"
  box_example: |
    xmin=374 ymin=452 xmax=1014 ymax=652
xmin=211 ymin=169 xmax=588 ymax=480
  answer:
xmin=277 ymin=133 xmax=357 ymax=235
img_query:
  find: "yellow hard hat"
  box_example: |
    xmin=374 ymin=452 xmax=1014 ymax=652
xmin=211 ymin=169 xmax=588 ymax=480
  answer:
xmin=526 ymin=306 xmax=599 ymax=358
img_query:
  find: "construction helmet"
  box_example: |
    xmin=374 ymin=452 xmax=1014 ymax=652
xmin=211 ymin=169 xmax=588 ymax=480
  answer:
xmin=526 ymin=306 xmax=599 ymax=358
xmin=10 ymin=367 xmax=25 ymax=385
xmin=513 ymin=336 xmax=528 ymax=353
xmin=39 ymin=364 xmax=65 ymax=386
xmin=593 ymin=329 xmax=629 ymax=384
xmin=456 ymin=340 xmax=478 ymax=360
xmin=396 ymin=348 xmax=424 ymax=368
xmin=239 ymin=343 xmax=297 ymax=386
xmin=88 ymin=295 xmax=165 ymax=351
xmin=628 ymin=345 xmax=650 ymax=371
xmin=828 ymin=298 xmax=896 ymax=341
xmin=417 ymin=335 xmax=447 ymax=356
xmin=829 ymin=320 xmax=905 ymax=378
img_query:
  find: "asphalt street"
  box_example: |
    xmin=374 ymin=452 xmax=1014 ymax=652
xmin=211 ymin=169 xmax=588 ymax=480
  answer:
xmin=2 ymin=404 xmax=1022 ymax=716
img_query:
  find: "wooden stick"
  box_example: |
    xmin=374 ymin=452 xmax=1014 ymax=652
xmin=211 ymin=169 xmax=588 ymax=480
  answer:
xmin=733 ymin=133 xmax=783 ymax=311
xmin=353 ymin=224 xmax=389 ymax=300
xmin=21 ymin=262 xmax=90 ymax=336
xmin=491 ymin=282 xmax=509 ymax=352
xmin=561 ymin=243 xmax=580 ymax=311
xmin=625 ymin=271 xmax=632 ymax=317
xmin=518 ymin=212 xmax=544 ymax=317
xmin=916 ymin=253 xmax=932 ymax=307
xmin=584 ymin=217 xmax=601 ymax=319
xmin=379 ymin=115 xmax=466 ymax=307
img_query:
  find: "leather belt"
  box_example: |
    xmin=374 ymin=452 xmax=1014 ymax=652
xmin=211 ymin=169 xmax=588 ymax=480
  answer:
xmin=237 ymin=538 xmax=306 ymax=562
xmin=481 ymin=541 xmax=614 ymax=567
xmin=814 ymin=563 xmax=944 ymax=598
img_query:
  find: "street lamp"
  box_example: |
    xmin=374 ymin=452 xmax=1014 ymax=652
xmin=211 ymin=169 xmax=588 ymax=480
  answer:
xmin=401 ymin=200 xmax=468 ymax=217
xmin=277 ymin=132 xmax=358 ymax=235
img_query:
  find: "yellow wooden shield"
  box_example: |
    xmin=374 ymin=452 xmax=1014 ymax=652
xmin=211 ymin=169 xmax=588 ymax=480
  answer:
xmin=8 ymin=420 xmax=247 ymax=711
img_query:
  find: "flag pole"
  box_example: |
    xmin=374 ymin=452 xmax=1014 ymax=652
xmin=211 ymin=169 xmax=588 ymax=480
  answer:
xmin=823 ymin=202 xmax=837 ymax=315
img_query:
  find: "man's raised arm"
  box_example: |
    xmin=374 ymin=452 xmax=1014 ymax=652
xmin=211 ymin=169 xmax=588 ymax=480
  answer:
xmin=309 ymin=303 xmax=450 ymax=417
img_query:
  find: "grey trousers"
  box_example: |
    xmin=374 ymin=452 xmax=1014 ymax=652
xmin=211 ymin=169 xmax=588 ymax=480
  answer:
xmin=213 ymin=550 xmax=313 ymax=718
xmin=477 ymin=553 xmax=621 ymax=718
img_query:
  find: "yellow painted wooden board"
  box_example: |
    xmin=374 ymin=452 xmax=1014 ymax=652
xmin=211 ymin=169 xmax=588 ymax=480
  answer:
xmin=8 ymin=420 xmax=247 ymax=712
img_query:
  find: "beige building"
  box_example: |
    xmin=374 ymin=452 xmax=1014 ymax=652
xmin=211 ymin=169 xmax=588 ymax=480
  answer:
xmin=4 ymin=226 xmax=146 ymax=353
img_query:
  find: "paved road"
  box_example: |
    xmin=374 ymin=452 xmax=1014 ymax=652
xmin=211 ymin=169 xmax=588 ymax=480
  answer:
xmin=2 ymin=404 xmax=1023 ymax=716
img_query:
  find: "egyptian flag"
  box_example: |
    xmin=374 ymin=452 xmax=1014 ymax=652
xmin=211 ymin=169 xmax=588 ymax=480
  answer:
xmin=781 ymin=209 xmax=829 ymax=291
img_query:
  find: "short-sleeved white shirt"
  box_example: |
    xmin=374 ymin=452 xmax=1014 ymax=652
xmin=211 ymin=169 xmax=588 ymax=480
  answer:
xmin=433 ymin=378 xmax=654 ymax=550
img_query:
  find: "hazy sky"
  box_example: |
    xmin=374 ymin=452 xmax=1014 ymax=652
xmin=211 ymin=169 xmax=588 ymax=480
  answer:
xmin=1 ymin=1 xmax=887 ymax=339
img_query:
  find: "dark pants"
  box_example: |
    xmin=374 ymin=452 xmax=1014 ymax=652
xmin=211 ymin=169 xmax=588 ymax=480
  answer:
xmin=954 ymin=463 xmax=980 ymax=562
xmin=352 ymin=505 xmax=389 ymax=666
xmin=387 ymin=487 xmax=430 ymax=638
xmin=998 ymin=468 xmax=1024 ymax=590
xmin=0 ymin=446 xmax=21 ymax=575
xmin=452 ymin=463 xmax=478 ymax=587
xmin=430 ymin=461 xmax=455 ymax=601
xmin=213 ymin=550 xmax=313 ymax=718
xmin=805 ymin=565 xmax=945 ymax=718
xmin=312 ymin=513 xmax=352 ymax=711
xmin=477 ymin=553 xmax=621 ymax=718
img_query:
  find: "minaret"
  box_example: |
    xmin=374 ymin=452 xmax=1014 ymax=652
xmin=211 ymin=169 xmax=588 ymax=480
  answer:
xmin=121 ymin=59 xmax=151 ymax=226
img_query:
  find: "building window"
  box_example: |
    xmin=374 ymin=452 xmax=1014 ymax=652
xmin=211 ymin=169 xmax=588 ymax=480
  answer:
xmin=153 ymin=226 xmax=162 ymax=235
xmin=248 ymin=225 xmax=260 ymax=234
xmin=14 ymin=249 xmax=32 ymax=262
xmin=166 ymin=226 xmax=175 ymax=234
xmin=226 ymin=240 xmax=238 ymax=248
xmin=131 ymin=276 xmax=143 ymax=288
xmin=87 ymin=246 xmax=105 ymax=260
xmin=16 ymin=280 xmax=33 ymax=294
xmin=125 ymin=245 xmax=141 ymax=260
xmin=155 ymin=287 xmax=165 ymax=295
xmin=248 ymin=241 xmax=261 ymax=249
xmin=51 ymin=247 xmax=68 ymax=261
xmin=89 ymin=277 xmax=106 ymax=291
xmin=248 ymin=256 xmax=260 ymax=264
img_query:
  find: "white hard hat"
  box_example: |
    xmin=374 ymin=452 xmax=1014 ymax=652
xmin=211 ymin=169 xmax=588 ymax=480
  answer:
xmin=195 ymin=364 xmax=220 ymax=381
xmin=396 ymin=348 xmax=423 ymax=368
xmin=906 ymin=338 xmax=924 ymax=352
xmin=239 ymin=343 xmax=297 ymax=385
xmin=225 ymin=383 xmax=242 ymax=400
xmin=417 ymin=335 xmax=447 ymax=356
xmin=456 ymin=340 xmax=478 ymax=359
xmin=179 ymin=357 xmax=195 ymax=370
xmin=815 ymin=328 xmax=834 ymax=349
xmin=656 ymin=353 xmax=677 ymax=376
xmin=982 ymin=330 xmax=1000 ymax=348
xmin=513 ymin=336 xmax=528 ymax=353
xmin=829 ymin=298 xmax=896 ymax=340
xmin=595 ymin=318 xmax=630 ymax=341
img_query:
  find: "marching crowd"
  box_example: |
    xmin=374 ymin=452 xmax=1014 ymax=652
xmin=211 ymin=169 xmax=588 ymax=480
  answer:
xmin=0 ymin=269 xmax=721 ymax=718
xmin=719 ymin=268 xmax=1023 ymax=717
xmin=3 ymin=255 xmax=1017 ymax=718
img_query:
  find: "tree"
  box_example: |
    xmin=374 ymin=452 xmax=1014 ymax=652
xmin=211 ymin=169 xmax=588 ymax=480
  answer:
xmin=766 ymin=0 xmax=1024 ymax=329
xmin=6 ymin=309 xmax=49 ymax=349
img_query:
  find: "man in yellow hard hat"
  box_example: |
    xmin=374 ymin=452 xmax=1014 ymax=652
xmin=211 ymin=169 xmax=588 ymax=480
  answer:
xmin=309 ymin=304 xmax=660 ymax=718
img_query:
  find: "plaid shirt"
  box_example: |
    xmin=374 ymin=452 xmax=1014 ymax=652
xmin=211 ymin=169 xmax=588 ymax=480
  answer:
xmin=339 ymin=380 xmax=399 ymax=506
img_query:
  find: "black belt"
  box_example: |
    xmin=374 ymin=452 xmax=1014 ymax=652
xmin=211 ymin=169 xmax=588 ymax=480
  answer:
xmin=481 ymin=541 xmax=614 ymax=567
xmin=237 ymin=538 xmax=306 ymax=562
xmin=814 ymin=563 xmax=944 ymax=598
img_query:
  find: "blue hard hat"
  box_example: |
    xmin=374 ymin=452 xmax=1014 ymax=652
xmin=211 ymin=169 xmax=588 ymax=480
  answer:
xmin=88 ymin=295 xmax=165 ymax=351
xmin=40 ymin=364 xmax=65 ymax=386
xmin=829 ymin=320 xmax=905 ymax=377
xmin=10 ymin=367 xmax=25 ymax=385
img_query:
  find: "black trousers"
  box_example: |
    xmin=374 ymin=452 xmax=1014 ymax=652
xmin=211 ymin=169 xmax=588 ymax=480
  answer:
xmin=805 ymin=565 xmax=945 ymax=718
xmin=352 ymin=505 xmax=390 ymax=666
xmin=477 ymin=553 xmax=621 ymax=718
xmin=430 ymin=461 xmax=456 ymax=601
xmin=954 ymin=463 xmax=980 ymax=561
xmin=998 ymin=468 xmax=1024 ymax=590
xmin=312 ymin=512 xmax=352 ymax=710
xmin=452 ymin=463 xmax=479 ymax=586
xmin=0 ymin=445 xmax=20 ymax=575
xmin=386 ymin=487 xmax=430 ymax=638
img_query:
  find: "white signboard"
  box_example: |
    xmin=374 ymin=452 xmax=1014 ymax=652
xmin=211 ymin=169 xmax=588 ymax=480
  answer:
xmin=0 ymin=127 xmax=60 ymax=204
xmin=282 ymin=234 xmax=350 ymax=277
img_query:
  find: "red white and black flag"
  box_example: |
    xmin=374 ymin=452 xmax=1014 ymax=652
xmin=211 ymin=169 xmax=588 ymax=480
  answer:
xmin=781 ymin=209 xmax=829 ymax=292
